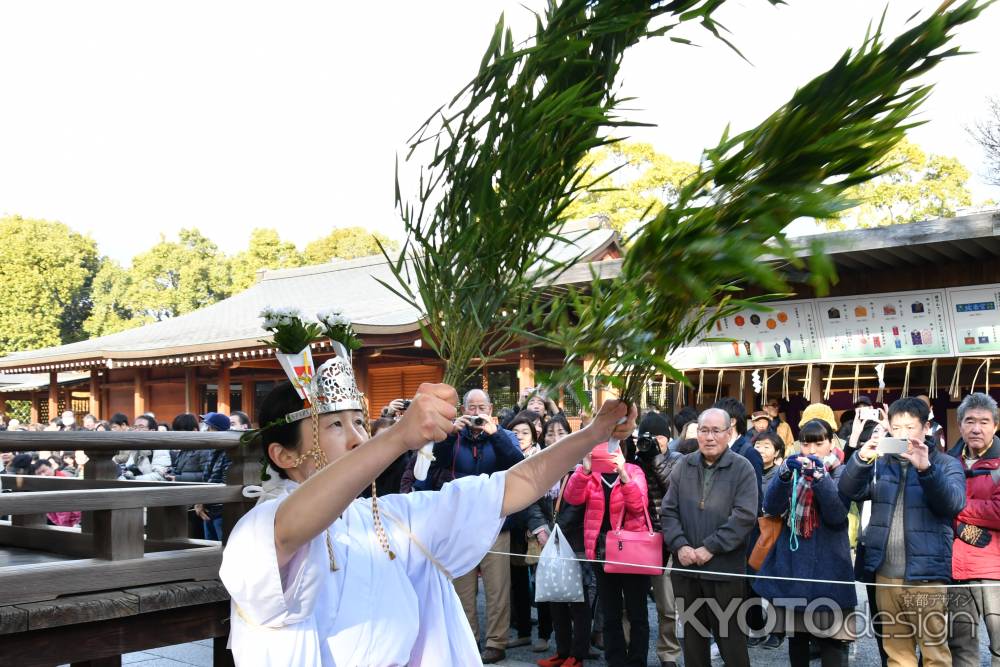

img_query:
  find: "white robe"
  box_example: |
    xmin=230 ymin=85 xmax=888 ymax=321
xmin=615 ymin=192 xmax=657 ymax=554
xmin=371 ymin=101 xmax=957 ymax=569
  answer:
xmin=219 ymin=472 xmax=507 ymax=666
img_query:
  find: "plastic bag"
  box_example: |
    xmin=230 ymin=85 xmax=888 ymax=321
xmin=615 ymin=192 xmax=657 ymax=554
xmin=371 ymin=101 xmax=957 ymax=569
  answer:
xmin=534 ymin=524 xmax=584 ymax=603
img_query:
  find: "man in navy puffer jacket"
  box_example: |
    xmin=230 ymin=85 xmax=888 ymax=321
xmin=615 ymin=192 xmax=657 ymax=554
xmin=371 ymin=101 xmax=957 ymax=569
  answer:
xmin=839 ymin=396 xmax=965 ymax=667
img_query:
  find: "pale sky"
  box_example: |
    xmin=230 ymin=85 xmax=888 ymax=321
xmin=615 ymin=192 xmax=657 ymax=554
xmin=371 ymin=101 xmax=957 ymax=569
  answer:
xmin=0 ymin=1 xmax=997 ymax=263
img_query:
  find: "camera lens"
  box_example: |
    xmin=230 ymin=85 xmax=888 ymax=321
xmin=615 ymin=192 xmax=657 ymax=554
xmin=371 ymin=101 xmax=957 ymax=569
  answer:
xmin=473 ymin=417 xmax=486 ymax=426
xmin=402 ymin=400 xmax=411 ymax=410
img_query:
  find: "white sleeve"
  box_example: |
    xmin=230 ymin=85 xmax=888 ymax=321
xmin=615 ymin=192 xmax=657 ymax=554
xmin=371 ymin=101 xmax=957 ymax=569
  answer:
xmin=384 ymin=472 xmax=507 ymax=578
xmin=219 ymin=497 xmax=332 ymax=627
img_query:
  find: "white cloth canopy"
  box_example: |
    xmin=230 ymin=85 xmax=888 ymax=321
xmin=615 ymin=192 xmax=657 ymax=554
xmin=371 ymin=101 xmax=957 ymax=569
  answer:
xmin=220 ymin=471 xmax=507 ymax=666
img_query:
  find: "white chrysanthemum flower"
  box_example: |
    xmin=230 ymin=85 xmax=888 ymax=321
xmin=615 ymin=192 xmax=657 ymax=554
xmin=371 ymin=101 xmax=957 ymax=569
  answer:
xmin=317 ymin=308 xmax=350 ymax=327
xmin=260 ymin=305 xmax=306 ymax=329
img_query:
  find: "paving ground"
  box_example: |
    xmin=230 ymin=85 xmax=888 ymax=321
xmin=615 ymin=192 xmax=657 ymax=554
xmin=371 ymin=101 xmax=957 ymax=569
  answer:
xmin=81 ymin=586 xmax=992 ymax=666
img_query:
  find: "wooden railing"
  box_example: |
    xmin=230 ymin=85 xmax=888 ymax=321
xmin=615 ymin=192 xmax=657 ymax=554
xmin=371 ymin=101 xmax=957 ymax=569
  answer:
xmin=0 ymin=431 xmax=260 ymax=606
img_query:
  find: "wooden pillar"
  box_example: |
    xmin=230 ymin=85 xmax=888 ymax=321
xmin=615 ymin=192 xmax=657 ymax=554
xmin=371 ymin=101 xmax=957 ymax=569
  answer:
xmin=742 ymin=372 xmax=756 ymax=414
xmin=808 ymin=366 xmax=823 ymax=403
xmin=47 ymin=371 xmax=58 ymax=422
xmin=217 ymin=363 xmax=231 ymax=415
xmin=184 ymin=367 xmax=197 ymax=413
xmin=133 ymin=368 xmax=147 ymax=419
xmin=89 ymin=369 xmax=102 ymax=419
xmin=30 ymin=393 xmax=40 ymax=423
xmin=242 ymin=379 xmax=256 ymax=425
xmin=353 ymin=356 xmax=369 ymax=395
xmin=518 ymin=349 xmax=536 ymax=396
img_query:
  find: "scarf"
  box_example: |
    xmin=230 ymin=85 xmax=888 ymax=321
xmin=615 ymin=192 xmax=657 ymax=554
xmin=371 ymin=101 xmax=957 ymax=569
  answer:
xmin=787 ymin=469 xmax=820 ymax=550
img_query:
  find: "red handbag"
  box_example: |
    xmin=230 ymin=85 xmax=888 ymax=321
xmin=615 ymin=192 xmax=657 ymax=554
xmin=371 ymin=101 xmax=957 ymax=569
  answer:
xmin=603 ymin=501 xmax=663 ymax=576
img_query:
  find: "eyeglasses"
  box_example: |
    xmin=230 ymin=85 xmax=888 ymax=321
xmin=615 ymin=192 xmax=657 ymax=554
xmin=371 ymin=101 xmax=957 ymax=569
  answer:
xmin=697 ymin=427 xmax=730 ymax=437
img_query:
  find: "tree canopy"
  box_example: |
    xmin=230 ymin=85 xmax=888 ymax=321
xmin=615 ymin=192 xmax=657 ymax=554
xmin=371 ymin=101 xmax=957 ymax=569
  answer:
xmin=0 ymin=216 xmax=100 ymax=355
xmin=563 ymin=141 xmax=697 ymax=234
xmin=303 ymin=227 xmax=398 ymax=265
xmin=0 ymin=222 xmax=399 ymax=346
xmin=229 ymin=228 xmax=304 ymax=292
xmin=825 ymin=137 xmax=974 ymax=229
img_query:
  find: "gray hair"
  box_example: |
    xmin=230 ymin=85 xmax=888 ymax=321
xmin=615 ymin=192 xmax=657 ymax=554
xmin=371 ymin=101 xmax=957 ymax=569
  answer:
xmin=958 ymin=392 xmax=999 ymax=424
xmin=697 ymin=408 xmax=732 ymax=429
xmin=463 ymin=389 xmax=492 ymax=408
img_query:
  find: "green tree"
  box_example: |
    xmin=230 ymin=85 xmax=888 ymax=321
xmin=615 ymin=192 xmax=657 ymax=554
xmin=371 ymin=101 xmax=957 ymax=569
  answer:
xmin=0 ymin=215 xmax=100 ymax=354
xmin=303 ymin=227 xmax=399 ymax=265
xmin=84 ymin=229 xmax=232 ymax=336
xmin=229 ymin=228 xmax=304 ymax=292
xmin=83 ymin=259 xmax=140 ymax=337
xmin=563 ymin=141 xmax=698 ymax=234
xmin=827 ymin=138 xmax=973 ymax=229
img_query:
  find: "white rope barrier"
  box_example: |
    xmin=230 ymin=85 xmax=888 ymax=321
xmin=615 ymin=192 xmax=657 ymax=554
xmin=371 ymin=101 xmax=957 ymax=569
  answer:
xmin=485 ymin=549 xmax=1000 ymax=589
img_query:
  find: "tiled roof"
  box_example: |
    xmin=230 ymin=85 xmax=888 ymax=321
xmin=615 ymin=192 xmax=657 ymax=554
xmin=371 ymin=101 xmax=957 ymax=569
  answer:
xmin=0 ymin=229 xmax=619 ymax=371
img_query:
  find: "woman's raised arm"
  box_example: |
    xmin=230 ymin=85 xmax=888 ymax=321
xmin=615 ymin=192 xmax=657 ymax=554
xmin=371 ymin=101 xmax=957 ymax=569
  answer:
xmin=274 ymin=383 xmax=459 ymax=566
xmin=501 ymin=400 xmax=637 ymax=517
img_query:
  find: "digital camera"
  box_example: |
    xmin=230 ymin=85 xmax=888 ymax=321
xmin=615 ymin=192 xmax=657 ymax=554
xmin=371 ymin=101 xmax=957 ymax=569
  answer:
xmin=636 ymin=431 xmax=658 ymax=454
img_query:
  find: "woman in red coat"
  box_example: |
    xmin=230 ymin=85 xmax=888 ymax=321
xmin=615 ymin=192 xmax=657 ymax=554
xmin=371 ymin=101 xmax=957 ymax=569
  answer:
xmin=563 ymin=443 xmax=650 ymax=667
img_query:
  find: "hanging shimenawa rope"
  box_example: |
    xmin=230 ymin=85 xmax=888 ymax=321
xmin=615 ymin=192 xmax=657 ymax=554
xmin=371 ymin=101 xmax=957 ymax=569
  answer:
xmin=950 ymin=358 xmax=964 ymax=400
xmin=824 ymin=364 xmax=835 ymax=401
xmin=929 ymin=358 xmax=939 ymax=398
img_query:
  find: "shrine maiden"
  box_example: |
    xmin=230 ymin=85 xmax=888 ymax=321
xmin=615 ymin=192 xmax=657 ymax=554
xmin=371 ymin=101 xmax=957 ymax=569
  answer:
xmin=220 ymin=350 xmax=635 ymax=666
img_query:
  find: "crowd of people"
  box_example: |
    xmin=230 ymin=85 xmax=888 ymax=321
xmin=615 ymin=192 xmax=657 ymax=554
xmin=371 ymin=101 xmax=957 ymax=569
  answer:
xmin=3 ymin=386 xmax=998 ymax=667
xmin=0 ymin=408 xmax=249 ymax=540
xmin=362 ymin=388 xmax=998 ymax=667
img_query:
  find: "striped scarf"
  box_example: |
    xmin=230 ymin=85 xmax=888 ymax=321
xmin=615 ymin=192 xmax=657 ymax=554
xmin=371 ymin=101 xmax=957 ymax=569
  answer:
xmin=788 ymin=470 xmax=820 ymax=550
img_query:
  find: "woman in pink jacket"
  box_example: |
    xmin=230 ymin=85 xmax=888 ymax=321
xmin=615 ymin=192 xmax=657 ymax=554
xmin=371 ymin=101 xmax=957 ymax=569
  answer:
xmin=563 ymin=443 xmax=650 ymax=667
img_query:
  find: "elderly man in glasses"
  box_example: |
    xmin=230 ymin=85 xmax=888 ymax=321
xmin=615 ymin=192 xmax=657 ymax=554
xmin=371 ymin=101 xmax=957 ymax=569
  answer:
xmin=661 ymin=407 xmax=759 ymax=667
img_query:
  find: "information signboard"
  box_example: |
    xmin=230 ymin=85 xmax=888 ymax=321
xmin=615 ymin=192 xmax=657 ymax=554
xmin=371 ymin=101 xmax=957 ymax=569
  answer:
xmin=814 ymin=290 xmax=952 ymax=361
xmin=946 ymin=284 xmax=1000 ymax=356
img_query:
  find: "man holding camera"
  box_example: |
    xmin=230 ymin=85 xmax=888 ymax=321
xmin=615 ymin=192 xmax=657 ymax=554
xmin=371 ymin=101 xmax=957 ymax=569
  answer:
xmin=839 ymin=396 xmax=966 ymax=667
xmin=427 ymin=389 xmax=524 ymax=664
xmin=634 ymin=411 xmax=683 ymax=667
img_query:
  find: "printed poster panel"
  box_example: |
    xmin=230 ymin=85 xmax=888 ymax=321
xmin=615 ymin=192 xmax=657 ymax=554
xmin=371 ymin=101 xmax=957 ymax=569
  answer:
xmin=700 ymin=300 xmax=822 ymax=367
xmin=667 ymin=343 xmax=710 ymax=370
xmin=815 ymin=290 xmax=952 ymax=361
xmin=946 ymin=284 xmax=1000 ymax=355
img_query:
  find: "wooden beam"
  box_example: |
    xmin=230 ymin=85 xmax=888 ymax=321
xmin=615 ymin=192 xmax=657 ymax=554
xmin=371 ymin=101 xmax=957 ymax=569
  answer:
xmin=132 ymin=369 xmax=146 ymax=419
xmin=0 ymin=485 xmax=241 ymax=514
xmin=216 ymin=364 xmax=231 ymax=415
xmin=184 ymin=367 xmax=196 ymax=414
xmin=0 ymin=430 xmax=243 ymax=453
xmin=0 ymin=600 xmax=231 ymax=666
xmin=241 ymin=379 xmax=255 ymax=425
xmin=0 ymin=475 xmax=198 ymax=491
xmin=89 ymin=369 xmax=102 ymax=420
xmin=47 ymin=372 xmax=58 ymax=422
xmin=0 ymin=547 xmax=222 ymax=606
xmin=93 ymin=509 xmax=144 ymax=560
xmin=145 ymin=506 xmax=189 ymax=541
xmin=0 ymin=523 xmax=96 ymax=558
xmin=518 ymin=349 xmax=535 ymax=397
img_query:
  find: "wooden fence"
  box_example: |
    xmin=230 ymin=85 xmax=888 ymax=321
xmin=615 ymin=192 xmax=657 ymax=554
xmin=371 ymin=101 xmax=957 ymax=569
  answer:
xmin=0 ymin=430 xmax=259 ymax=666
